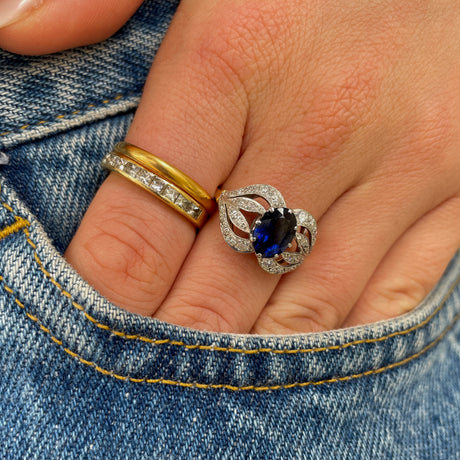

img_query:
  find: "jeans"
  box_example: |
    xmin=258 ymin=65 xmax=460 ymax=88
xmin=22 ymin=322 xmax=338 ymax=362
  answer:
xmin=0 ymin=1 xmax=459 ymax=458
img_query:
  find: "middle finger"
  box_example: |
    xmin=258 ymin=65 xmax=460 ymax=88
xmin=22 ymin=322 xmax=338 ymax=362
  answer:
xmin=155 ymin=121 xmax=364 ymax=332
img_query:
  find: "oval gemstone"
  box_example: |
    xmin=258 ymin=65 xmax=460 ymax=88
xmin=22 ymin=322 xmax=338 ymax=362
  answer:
xmin=252 ymin=208 xmax=297 ymax=258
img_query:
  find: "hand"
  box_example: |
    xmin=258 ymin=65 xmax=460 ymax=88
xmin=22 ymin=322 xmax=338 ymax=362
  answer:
xmin=2 ymin=0 xmax=459 ymax=334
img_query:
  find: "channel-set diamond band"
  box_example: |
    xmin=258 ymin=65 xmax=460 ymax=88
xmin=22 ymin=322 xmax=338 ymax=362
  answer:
xmin=101 ymin=142 xmax=215 ymax=228
xmin=217 ymin=185 xmax=317 ymax=274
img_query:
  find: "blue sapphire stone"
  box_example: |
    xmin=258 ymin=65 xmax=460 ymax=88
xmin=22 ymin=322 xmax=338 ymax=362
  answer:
xmin=252 ymin=208 xmax=297 ymax=258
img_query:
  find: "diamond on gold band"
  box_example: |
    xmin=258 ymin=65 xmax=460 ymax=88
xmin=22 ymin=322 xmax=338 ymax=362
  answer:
xmin=217 ymin=185 xmax=317 ymax=274
xmin=101 ymin=145 xmax=212 ymax=228
xmin=113 ymin=142 xmax=215 ymax=215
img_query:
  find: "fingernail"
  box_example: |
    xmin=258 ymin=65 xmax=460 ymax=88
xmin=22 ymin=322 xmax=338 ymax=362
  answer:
xmin=0 ymin=0 xmax=42 ymax=29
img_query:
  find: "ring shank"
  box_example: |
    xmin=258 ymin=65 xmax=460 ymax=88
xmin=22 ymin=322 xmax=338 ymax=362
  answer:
xmin=114 ymin=142 xmax=216 ymax=215
xmin=102 ymin=142 xmax=216 ymax=229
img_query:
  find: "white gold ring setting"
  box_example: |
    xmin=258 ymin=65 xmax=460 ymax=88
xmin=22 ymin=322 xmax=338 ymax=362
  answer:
xmin=217 ymin=185 xmax=317 ymax=274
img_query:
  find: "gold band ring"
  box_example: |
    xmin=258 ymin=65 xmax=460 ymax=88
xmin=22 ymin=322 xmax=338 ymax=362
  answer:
xmin=114 ymin=142 xmax=216 ymax=214
xmin=101 ymin=142 xmax=215 ymax=229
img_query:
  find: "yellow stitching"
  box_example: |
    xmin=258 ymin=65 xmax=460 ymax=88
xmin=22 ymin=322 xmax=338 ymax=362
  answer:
xmin=27 ymin=238 xmax=36 ymax=249
xmin=0 ymin=94 xmax=127 ymax=138
xmin=26 ymin=231 xmax=460 ymax=355
xmin=1 ymin=197 xmax=460 ymax=356
xmin=25 ymin=311 xmax=39 ymax=322
xmin=0 ymin=275 xmax=460 ymax=391
xmin=51 ymin=337 xmax=63 ymax=346
xmin=19 ymin=225 xmax=460 ymax=352
xmin=0 ymin=216 xmax=30 ymax=241
xmin=1 ymin=269 xmax=459 ymax=390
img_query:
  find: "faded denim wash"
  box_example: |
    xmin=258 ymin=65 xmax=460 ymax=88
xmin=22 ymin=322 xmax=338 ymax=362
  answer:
xmin=0 ymin=1 xmax=459 ymax=458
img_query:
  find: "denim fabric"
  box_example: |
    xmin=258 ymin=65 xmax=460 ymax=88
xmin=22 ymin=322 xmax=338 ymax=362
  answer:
xmin=0 ymin=1 xmax=459 ymax=458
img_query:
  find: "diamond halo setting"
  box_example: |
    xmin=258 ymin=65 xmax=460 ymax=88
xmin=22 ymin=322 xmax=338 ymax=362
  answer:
xmin=218 ymin=185 xmax=317 ymax=274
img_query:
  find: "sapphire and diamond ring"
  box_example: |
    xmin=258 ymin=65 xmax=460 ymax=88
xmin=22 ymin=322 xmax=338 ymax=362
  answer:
xmin=217 ymin=185 xmax=317 ymax=274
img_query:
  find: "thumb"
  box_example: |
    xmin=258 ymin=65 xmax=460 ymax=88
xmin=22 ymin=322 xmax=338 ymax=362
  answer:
xmin=0 ymin=0 xmax=144 ymax=55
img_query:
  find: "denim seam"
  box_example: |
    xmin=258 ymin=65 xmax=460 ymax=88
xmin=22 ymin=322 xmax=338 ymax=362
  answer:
xmin=0 ymin=202 xmax=29 ymax=239
xmin=1 ymin=195 xmax=459 ymax=355
xmin=1 ymin=268 xmax=459 ymax=390
xmin=0 ymin=93 xmax=132 ymax=137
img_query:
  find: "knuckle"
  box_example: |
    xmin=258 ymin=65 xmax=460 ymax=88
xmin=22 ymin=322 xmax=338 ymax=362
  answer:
xmin=365 ymin=275 xmax=428 ymax=318
xmin=301 ymin=68 xmax=379 ymax=156
xmin=174 ymin=302 xmax=235 ymax=334
xmin=404 ymin=97 xmax=456 ymax=166
xmin=260 ymin=62 xmax=382 ymax=181
xmin=190 ymin=21 xmax=254 ymax=93
xmin=81 ymin=209 xmax=172 ymax=305
xmin=166 ymin=278 xmax=246 ymax=332
xmin=191 ymin=2 xmax=302 ymax=89
xmin=375 ymin=90 xmax=459 ymax=191
xmin=263 ymin=291 xmax=349 ymax=334
xmin=244 ymin=62 xmax=382 ymax=189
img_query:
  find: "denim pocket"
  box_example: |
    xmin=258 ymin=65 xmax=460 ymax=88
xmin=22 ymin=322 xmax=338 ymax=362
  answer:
xmin=1 ymin=0 xmax=459 ymax=456
xmin=1 ymin=176 xmax=459 ymax=389
xmin=1 ymin=177 xmax=459 ymax=458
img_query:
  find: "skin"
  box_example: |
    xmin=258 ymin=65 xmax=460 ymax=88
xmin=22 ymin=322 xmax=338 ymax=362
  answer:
xmin=1 ymin=0 xmax=459 ymax=334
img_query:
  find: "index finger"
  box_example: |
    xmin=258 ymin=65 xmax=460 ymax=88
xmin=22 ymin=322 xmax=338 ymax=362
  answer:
xmin=65 ymin=0 xmax=248 ymax=316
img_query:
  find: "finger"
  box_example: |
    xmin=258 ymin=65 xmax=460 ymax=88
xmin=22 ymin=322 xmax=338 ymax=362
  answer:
xmin=0 ymin=0 xmax=144 ymax=55
xmin=64 ymin=1 xmax=248 ymax=316
xmin=154 ymin=25 xmax=386 ymax=333
xmin=252 ymin=175 xmax=457 ymax=335
xmin=156 ymin=2 xmax=460 ymax=334
xmin=154 ymin=211 xmax=276 ymax=333
xmin=155 ymin=131 xmax=365 ymax=333
xmin=343 ymin=195 xmax=460 ymax=326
